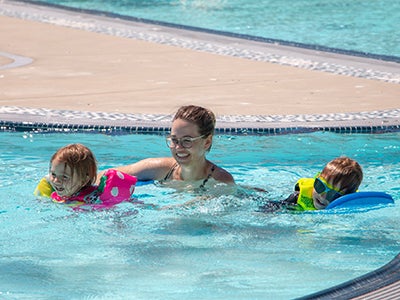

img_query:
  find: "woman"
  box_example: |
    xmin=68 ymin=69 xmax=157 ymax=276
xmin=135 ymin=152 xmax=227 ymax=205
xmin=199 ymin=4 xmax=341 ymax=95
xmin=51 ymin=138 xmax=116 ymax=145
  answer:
xmin=99 ymin=105 xmax=234 ymax=188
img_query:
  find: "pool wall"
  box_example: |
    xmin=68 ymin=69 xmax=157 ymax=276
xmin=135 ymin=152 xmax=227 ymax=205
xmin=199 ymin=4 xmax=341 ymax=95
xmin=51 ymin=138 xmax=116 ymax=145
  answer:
xmin=299 ymin=253 xmax=400 ymax=300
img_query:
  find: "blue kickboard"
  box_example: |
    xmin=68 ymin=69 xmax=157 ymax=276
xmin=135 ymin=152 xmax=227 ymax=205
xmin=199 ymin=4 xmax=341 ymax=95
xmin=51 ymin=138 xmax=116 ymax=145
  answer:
xmin=326 ymin=191 xmax=394 ymax=209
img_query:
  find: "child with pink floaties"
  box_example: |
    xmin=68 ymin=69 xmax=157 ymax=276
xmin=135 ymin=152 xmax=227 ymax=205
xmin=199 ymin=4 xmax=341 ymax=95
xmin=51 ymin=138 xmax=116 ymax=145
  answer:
xmin=34 ymin=143 xmax=137 ymax=209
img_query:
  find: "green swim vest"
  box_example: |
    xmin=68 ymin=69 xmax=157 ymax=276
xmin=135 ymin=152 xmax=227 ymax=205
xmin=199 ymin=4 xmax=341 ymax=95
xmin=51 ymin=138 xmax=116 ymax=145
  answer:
xmin=294 ymin=178 xmax=316 ymax=211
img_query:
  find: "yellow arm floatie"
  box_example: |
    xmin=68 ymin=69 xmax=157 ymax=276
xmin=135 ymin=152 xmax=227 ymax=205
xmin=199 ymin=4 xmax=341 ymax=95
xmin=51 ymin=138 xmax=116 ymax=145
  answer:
xmin=34 ymin=176 xmax=54 ymax=197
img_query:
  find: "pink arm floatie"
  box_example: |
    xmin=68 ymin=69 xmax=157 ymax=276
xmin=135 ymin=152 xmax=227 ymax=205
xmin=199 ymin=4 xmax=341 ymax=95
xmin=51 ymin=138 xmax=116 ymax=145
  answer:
xmin=97 ymin=169 xmax=138 ymax=207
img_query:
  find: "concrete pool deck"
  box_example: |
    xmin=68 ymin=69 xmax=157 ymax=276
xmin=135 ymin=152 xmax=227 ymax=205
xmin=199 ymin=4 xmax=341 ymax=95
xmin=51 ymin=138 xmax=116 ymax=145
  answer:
xmin=0 ymin=0 xmax=400 ymax=132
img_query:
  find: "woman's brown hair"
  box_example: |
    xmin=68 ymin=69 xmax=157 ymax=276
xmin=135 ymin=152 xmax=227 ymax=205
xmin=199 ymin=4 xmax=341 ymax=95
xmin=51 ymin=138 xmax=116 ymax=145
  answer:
xmin=173 ymin=105 xmax=216 ymax=137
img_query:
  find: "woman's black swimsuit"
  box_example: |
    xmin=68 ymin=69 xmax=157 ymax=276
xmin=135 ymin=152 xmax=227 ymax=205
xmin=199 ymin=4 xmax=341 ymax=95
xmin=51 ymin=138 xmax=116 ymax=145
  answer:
xmin=162 ymin=163 xmax=215 ymax=189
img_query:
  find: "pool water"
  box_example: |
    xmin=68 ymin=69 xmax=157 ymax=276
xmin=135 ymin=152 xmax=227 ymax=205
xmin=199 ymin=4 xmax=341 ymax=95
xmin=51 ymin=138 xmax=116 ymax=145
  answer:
xmin=34 ymin=0 xmax=400 ymax=58
xmin=1 ymin=131 xmax=399 ymax=299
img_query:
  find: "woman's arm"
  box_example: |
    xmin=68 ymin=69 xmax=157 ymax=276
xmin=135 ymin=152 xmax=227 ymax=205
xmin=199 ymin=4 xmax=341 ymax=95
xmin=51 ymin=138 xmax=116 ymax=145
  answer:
xmin=96 ymin=157 xmax=175 ymax=183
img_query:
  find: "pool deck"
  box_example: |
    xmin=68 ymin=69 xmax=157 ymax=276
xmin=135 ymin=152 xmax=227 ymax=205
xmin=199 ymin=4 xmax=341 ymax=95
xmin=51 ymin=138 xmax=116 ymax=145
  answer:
xmin=0 ymin=0 xmax=400 ymax=132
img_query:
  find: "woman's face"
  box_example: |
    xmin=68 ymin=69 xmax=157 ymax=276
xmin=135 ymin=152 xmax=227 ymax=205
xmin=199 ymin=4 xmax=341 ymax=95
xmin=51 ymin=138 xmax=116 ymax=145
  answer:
xmin=49 ymin=158 xmax=85 ymax=197
xmin=169 ymin=119 xmax=212 ymax=165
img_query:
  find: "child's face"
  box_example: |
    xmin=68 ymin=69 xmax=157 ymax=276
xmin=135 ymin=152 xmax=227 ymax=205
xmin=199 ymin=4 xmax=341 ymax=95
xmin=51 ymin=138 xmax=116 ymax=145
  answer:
xmin=312 ymin=176 xmax=344 ymax=209
xmin=49 ymin=158 xmax=86 ymax=198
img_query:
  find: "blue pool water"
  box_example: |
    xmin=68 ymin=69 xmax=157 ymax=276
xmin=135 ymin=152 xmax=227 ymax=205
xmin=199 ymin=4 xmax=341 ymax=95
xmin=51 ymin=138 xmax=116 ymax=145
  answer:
xmin=34 ymin=0 xmax=400 ymax=58
xmin=1 ymin=131 xmax=399 ymax=299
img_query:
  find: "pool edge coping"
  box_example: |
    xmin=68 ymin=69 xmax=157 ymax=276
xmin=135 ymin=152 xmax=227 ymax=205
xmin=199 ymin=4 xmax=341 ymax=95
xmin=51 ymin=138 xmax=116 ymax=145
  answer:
xmin=1 ymin=106 xmax=400 ymax=135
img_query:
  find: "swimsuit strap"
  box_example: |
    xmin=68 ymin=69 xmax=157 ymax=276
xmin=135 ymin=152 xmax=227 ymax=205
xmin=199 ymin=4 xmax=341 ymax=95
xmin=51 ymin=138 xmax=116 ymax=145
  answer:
xmin=163 ymin=162 xmax=179 ymax=181
xmin=161 ymin=162 xmax=215 ymax=189
xmin=199 ymin=164 xmax=216 ymax=190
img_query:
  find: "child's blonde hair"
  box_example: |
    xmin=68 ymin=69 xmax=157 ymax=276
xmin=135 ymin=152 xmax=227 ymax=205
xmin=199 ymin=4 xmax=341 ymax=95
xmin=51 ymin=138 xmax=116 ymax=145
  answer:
xmin=50 ymin=143 xmax=97 ymax=186
xmin=320 ymin=156 xmax=363 ymax=194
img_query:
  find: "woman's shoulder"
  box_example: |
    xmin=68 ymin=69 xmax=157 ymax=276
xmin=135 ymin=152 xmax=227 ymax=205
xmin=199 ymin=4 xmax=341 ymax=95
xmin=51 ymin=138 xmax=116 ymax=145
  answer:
xmin=212 ymin=164 xmax=235 ymax=184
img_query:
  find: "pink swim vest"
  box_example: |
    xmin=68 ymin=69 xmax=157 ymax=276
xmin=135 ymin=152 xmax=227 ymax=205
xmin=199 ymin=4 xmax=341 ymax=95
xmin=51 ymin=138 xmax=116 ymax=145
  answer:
xmin=51 ymin=169 xmax=137 ymax=209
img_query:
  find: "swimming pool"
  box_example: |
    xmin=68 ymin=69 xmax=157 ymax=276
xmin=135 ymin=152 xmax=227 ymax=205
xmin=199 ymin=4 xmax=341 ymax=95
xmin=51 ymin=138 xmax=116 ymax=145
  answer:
xmin=1 ymin=131 xmax=399 ymax=299
xmin=31 ymin=0 xmax=400 ymax=59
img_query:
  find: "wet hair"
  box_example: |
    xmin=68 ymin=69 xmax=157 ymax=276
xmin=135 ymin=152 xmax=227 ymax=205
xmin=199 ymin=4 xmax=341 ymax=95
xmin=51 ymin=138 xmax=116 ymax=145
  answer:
xmin=320 ymin=156 xmax=363 ymax=194
xmin=172 ymin=105 xmax=216 ymax=137
xmin=50 ymin=143 xmax=97 ymax=186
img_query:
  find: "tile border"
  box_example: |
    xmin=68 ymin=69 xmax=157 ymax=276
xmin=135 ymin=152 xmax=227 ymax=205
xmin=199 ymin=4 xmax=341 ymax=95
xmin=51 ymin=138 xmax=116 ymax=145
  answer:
xmin=1 ymin=106 xmax=399 ymax=135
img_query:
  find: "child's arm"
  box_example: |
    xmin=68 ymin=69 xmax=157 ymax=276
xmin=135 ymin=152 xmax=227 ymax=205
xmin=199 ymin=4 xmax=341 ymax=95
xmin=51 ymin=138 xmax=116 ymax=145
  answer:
xmin=258 ymin=188 xmax=300 ymax=213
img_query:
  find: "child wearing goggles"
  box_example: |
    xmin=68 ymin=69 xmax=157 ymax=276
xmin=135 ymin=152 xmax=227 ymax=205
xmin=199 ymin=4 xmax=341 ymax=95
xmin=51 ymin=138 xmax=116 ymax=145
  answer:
xmin=260 ymin=156 xmax=363 ymax=212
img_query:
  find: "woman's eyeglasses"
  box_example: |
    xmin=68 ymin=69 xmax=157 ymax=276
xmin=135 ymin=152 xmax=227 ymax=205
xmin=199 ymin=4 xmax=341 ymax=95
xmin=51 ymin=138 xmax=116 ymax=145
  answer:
xmin=166 ymin=135 xmax=205 ymax=149
xmin=314 ymin=177 xmax=344 ymax=202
